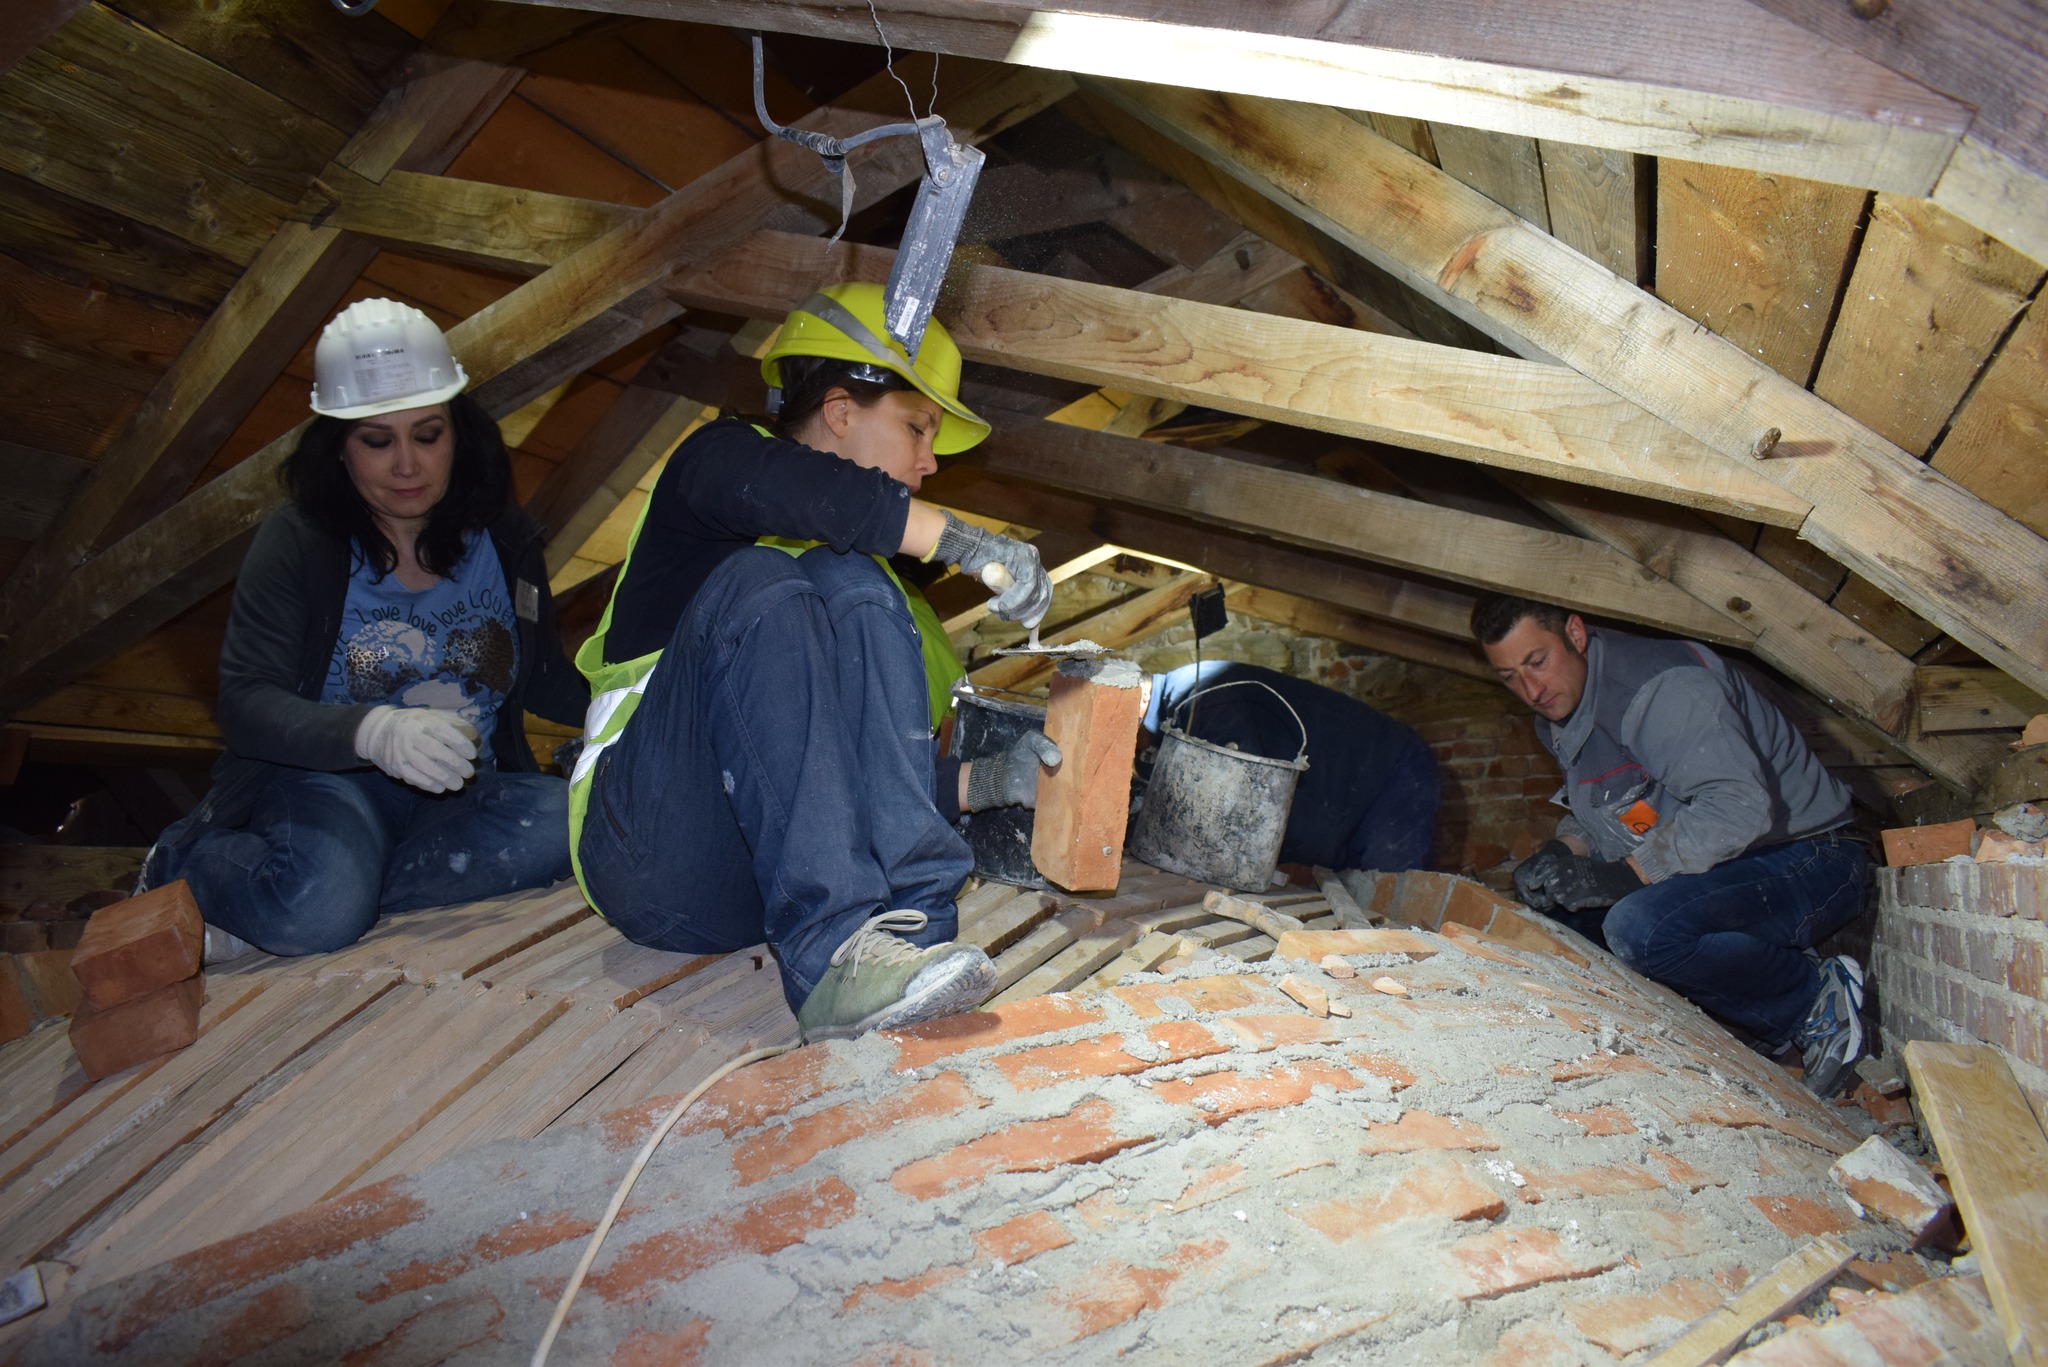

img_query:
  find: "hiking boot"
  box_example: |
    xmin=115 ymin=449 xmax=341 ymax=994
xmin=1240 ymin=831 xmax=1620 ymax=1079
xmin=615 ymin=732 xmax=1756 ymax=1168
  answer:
xmin=202 ymin=924 xmax=256 ymax=966
xmin=1795 ymin=955 xmax=1866 ymax=1097
xmin=796 ymin=910 xmax=996 ymax=1043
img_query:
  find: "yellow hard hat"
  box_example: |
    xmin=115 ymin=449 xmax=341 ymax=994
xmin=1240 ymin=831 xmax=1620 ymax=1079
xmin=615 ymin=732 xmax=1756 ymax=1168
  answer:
xmin=760 ymin=282 xmax=989 ymax=455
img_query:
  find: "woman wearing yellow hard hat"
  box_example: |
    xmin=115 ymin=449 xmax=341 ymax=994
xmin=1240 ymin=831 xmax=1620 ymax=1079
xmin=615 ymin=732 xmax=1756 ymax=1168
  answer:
xmin=135 ymin=298 xmax=589 ymax=961
xmin=568 ymin=282 xmax=1058 ymax=1041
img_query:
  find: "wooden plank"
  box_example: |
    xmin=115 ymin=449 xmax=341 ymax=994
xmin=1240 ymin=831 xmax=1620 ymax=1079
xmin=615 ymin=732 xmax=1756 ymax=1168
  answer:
xmin=0 ymin=1024 xmax=93 ymax=1156
xmin=0 ymin=60 xmax=1067 ymax=717
xmin=1813 ymin=194 xmax=2042 ymax=457
xmin=1655 ymin=159 xmax=1866 ymax=386
xmin=950 ymin=412 xmax=1753 ymax=646
xmin=1538 ymin=141 xmax=1650 ymax=284
xmin=1933 ymin=134 xmax=2048 ymax=274
xmin=0 ymin=441 xmax=87 ymax=546
xmin=987 ymin=907 xmax=1102 ymax=997
xmin=320 ymin=167 xmax=642 ymax=273
xmin=957 ymin=891 xmax=1058 ymax=958
xmin=482 ymin=921 xmax=714 ymax=1010
xmin=16 ymin=684 xmax=220 ymax=740
xmin=1077 ymin=930 xmax=1193 ymax=992
xmin=1089 ymin=81 xmax=2048 ymax=699
xmin=64 ymin=983 xmax=567 ymax=1294
xmin=308 ymin=880 xmax=592 ymax=987
xmin=1932 ymin=298 xmax=2048 ymax=540
xmin=0 ymin=5 xmax=345 ymax=259
xmin=1829 ymin=574 xmax=1944 ymax=659
xmin=0 ymin=973 xmax=392 ymax=1272
xmin=990 ymin=923 xmax=1142 ymax=1004
xmin=673 ymin=229 xmax=1812 ymax=528
xmin=1640 ymin=1235 xmax=1856 ymax=1367
xmin=531 ymin=0 xmax=1968 ymax=194
xmin=0 ymin=845 xmax=141 ymax=910
xmin=1901 ymin=1041 xmax=2048 ymax=1365
xmin=0 ymin=55 xmax=522 ymax=644
xmin=1430 ymin=123 xmax=1549 ymax=230
xmin=1916 ymin=667 xmax=2048 ymax=735
xmin=353 ymin=999 xmax=662 ymax=1188
xmin=549 ymin=1020 xmax=718 ymax=1131
xmin=0 ymin=253 xmax=199 ymax=393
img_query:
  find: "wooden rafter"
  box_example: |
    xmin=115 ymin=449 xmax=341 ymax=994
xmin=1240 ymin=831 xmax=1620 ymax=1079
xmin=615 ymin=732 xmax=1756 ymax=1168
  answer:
xmin=0 ymin=58 xmax=1068 ymax=717
xmin=1089 ymin=79 xmax=2048 ymax=700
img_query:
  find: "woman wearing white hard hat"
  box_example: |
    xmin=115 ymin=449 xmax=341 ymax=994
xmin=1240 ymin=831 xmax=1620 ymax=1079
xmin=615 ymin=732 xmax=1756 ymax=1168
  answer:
xmin=570 ymin=281 xmax=1056 ymax=1042
xmin=138 ymin=299 xmax=589 ymax=959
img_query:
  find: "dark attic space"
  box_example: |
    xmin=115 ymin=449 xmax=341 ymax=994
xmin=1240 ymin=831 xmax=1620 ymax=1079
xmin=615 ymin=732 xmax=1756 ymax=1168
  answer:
xmin=1 ymin=0 xmax=2047 ymax=1363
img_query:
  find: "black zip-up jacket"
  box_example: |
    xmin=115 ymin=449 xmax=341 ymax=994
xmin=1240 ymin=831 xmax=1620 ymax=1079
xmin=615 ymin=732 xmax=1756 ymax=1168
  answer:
xmin=165 ymin=502 xmax=588 ymax=848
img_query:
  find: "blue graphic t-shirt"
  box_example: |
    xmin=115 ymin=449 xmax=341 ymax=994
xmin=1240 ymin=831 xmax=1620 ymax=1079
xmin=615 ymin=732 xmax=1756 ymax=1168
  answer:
xmin=321 ymin=531 xmax=519 ymax=767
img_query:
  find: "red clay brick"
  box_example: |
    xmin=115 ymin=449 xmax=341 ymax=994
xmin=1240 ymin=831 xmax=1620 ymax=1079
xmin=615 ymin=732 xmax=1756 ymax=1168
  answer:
xmin=885 ymin=993 xmax=1106 ymax=1072
xmin=1347 ymin=1051 xmax=1419 ymax=1090
xmin=1109 ymin=974 xmax=1284 ymax=1019
xmin=1881 ymin=819 xmax=1976 ymax=867
xmin=1048 ymin=1238 xmax=1226 ymax=1342
xmin=1474 ymin=1322 xmax=1586 ymax=1367
xmin=670 ymin=1046 xmax=834 ymax=1140
xmin=1516 ymin=1163 xmax=1662 ymax=1203
xmin=1445 ymin=1227 xmax=1618 ymax=1301
xmin=731 ymin=1072 xmax=985 ymax=1185
xmin=1212 ymin=1012 xmax=1341 ymax=1051
xmin=1159 ymin=1163 xmax=1247 ymax=1214
xmin=993 ymin=1021 xmax=1223 ymax=1089
xmin=576 ymin=1177 xmax=859 ymax=1303
xmin=186 ymin=1285 xmax=313 ymax=1367
xmin=890 ymin=1099 xmax=1155 ymax=1201
xmin=1442 ymin=880 xmax=1516 ymax=931
xmin=69 ymin=881 xmax=203 ymax=1009
xmin=1073 ymin=1189 xmax=1141 ymax=1229
xmin=972 ymin=1210 xmax=1072 ymax=1266
xmin=1748 ymin=1193 xmax=1855 ymax=1238
xmin=1150 ymin=1059 xmax=1360 ymax=1124
xmin=1846 ymin=1250 xmax=1931 ymax=1292
xmin=1647 ymin=1148 xmax=1723 ymax=1191
xmin=96 ymin=1177 xmax=430 ymax=1352
xmin=68 ymin=973 xmax=204 ymax=1080
xmin=611 ymin=1321 xmax=711 ymax=1367
xmin=362 ymin=1210 xmax=596 ymax=1304
xmin=1555 ymin=1105 xmax=1635 ymax=1136
xmin=16 ymin=946 xmax=83 ymax=1019
xmin=844 ymin=1348 xmax=936 ymax=1367
xmin=842 ymin=1265 xmax=967 ymax=1312
xmin=1563 ymin=1278 xmax=1725 ymax=1356
xmin=1033 ymin=667 xmax=1145 ymax=891
xmin=1552 ymin=1051 xmax=1661 ymax=1082
xmin=1359 ymin=1110 xmax=1499 ymax=1154
xmin=1292 ymin=1163 xmax=1505 ymax=1242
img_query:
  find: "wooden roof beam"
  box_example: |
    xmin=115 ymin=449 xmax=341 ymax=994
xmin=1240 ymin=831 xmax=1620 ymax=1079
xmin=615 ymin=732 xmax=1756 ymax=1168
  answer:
xmin=670 ymin=229 xmax=1811 ymax=527
xmin=0 ymin=58 xmax=1068 ymax=717
xmin=1089 ymin=79 xmax=2048 ymax=699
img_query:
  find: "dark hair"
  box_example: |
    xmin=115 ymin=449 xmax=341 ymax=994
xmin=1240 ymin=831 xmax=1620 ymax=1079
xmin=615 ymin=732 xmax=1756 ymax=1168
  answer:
xmin=771 ymin=353 xmax=912 ymax=442
xmin=281 ymin=391 xmax=509 ymax=581
xmin=1470 ymin=593 xmax=1573 ymax=646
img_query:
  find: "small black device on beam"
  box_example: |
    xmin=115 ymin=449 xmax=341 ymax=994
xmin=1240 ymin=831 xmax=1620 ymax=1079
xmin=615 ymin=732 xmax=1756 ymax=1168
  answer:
xmin=1189 ymin=584 xmax=1227 ymax=641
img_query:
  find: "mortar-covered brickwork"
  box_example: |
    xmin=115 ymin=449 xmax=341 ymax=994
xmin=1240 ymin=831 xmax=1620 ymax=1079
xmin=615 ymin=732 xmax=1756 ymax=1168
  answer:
xmin=1871 ymin=861 xmax=2048 ymax=1124
xmin=12 ymin=914 xmax=1948 ymax=1367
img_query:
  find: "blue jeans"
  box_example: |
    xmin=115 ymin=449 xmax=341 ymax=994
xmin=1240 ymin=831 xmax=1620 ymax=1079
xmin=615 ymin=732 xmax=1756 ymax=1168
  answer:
xmin=1596 ymin=832 xmax=1869 ymax=1044
xmin=1342 ymin=740 xmax=1440 ymax=873
xmin=576 ymin=546 xmax=971 ymax=1007
xmin=152 ymin=767 xmax=571 ymax=955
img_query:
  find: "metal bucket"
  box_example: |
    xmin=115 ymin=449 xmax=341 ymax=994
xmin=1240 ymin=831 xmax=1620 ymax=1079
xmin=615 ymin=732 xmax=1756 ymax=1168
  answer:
xmin=950 ymin=683 xmax=1048 ymax=889
xmin=1127 ymin=680 xmax=1309 ymax=892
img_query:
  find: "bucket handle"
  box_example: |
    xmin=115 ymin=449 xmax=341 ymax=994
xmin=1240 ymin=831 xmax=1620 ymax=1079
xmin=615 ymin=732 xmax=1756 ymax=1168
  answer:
xmin=1167 ymin=680 xmax=1309 ymax=764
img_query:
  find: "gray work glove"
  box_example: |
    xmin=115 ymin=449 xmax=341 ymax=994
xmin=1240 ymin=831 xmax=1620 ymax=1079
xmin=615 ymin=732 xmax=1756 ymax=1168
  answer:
xmin=1547 ymin=853 xmax=1644 ymax=910
xmin=1511 ymin=839 xmax=1572 ymax=911
xmin=965 ymin=730 xmax=1062 ymax=811
xmin=354 ymin=705 xmax=477 ymax=793
xmin=933 ymin=510 xmax=1053 ymax=627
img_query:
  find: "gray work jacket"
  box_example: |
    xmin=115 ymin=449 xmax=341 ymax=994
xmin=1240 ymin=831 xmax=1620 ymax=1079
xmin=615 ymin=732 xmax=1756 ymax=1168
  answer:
xmin=1538 ymin=631 xmax=1851 ymax=883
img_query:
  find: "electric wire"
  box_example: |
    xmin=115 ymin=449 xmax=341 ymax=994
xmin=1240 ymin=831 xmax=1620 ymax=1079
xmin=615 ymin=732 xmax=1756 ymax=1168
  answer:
xmin=530 ymin=1042 xmax=797 ymax=1367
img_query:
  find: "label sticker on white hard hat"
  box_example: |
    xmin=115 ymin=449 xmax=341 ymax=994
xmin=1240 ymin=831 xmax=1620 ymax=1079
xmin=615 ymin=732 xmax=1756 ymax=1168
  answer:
xmin=353 ymin=346 xmax=417 ymax=403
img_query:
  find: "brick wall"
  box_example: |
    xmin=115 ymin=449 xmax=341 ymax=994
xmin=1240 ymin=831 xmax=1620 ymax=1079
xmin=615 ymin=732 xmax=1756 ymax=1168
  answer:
xmin=1871 ymin=862 xmax=2048 ymax=1123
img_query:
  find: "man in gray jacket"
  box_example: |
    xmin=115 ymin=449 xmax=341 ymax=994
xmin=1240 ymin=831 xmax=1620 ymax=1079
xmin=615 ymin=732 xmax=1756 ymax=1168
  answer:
xmin=1472 ymin=594 xmax=1870 ymax=1095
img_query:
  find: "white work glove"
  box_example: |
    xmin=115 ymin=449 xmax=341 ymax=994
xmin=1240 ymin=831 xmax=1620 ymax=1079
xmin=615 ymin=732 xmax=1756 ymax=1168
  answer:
xmin=965 ymin=730 xmax=1063 ymax=811
xmin=932 ymin=510 xmax=1052 ymax=628
xmin=353 ymin=705 xmax=478 ymax=794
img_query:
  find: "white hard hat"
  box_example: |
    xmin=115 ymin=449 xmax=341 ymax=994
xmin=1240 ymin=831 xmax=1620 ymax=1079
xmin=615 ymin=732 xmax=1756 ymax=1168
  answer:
xmin=310 ymin=298 xmax=468 ymax=420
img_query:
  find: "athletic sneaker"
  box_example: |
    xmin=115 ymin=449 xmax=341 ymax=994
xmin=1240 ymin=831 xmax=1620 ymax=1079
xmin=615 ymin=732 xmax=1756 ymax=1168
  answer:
xmin=202 ymin=924 xmax=256 ymax=966
xmin=796 ymin=910 xmax=998 ymax=1044
xmin=1795 ymin=955 xmax=1866 ymax=1096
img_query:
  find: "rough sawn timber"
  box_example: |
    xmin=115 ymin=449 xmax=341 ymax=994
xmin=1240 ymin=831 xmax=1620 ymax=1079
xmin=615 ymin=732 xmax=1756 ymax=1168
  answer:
xmin=1091 ymin=79 xmax=2048 ymax=700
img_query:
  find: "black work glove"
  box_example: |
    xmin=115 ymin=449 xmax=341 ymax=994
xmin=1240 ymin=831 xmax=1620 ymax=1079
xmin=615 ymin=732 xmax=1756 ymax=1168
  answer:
xmin=932 ymin=511 xmax=1053 ymax=627
xmin=1547 ymin=853 xmax=1645 ymax=910
xmin=965 ymin=730 xmax=1062 ymax=810
xmin=1512 ymin=840 xmax=1572 ymax=910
